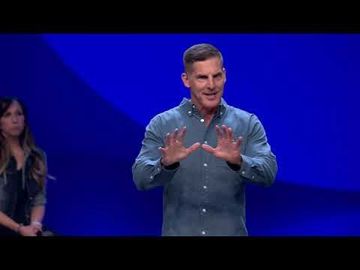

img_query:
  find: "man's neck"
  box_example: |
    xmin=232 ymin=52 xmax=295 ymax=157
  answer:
xmin=203 ymin=114 xmax=214 ymax=127
xmin=195 ymin=105 xmax=217 ymax=127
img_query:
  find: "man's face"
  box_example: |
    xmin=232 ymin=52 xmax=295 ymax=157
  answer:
xmin=182 ymin=57 xmax=226 ymax=114
xmin=0 ymin=101 xmax=25 ymax=138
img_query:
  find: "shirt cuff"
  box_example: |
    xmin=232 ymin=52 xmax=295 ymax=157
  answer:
xmin=226 ymin=161 xmax=241 ymax=171
xmin=149 ymin=159 xmax=179 ymax=182
xmin=238 ymin=155 xmax=257 ymax=181
xmin=163 ymin=162 xmax=180 ymax=170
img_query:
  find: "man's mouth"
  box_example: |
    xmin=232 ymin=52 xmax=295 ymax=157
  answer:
xmin=203 ymin=92 xmax=218 ymax=97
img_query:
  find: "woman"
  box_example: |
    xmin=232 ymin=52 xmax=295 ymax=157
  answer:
xmin=0 ymin=97 xmax=48 ymax=236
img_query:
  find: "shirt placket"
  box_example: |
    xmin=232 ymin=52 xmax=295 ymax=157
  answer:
xmin=200 ymin=108 xmax=224 ymax=236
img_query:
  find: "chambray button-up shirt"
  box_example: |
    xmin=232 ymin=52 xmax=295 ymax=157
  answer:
xmin=132 ymin=98 xmax=277 ymax=236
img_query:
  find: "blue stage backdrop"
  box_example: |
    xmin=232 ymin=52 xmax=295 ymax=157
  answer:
xmin=0 ymin=34 xmax=359 ymax=236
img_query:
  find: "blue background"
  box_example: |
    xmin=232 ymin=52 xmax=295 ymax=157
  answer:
xmin=1 ymin=34 xmax=359 ymax=236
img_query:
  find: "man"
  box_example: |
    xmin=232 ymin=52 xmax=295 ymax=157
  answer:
xmin=132 ymin=43 xmax=277 ymax=236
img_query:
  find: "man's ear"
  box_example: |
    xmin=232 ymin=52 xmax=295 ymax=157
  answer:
xmin=181 ymin=72 xmax=190 ymax=88
xmin=223 ymin=67 xmax=227 ymax=83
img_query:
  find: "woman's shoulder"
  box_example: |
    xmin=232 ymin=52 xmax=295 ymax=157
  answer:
xmin=30 ymin=147 xmax=47 ymax=159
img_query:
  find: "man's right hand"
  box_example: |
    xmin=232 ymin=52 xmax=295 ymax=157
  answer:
xmin=159 ymin=127 xmax=200 ymax=166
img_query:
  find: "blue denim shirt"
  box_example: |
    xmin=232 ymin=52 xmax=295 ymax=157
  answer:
xmin=132 ymin=98 xmax=277 ymax=236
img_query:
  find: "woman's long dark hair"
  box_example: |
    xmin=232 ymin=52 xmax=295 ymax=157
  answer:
xmin=0 ymin=97 xmax=47 ymax=189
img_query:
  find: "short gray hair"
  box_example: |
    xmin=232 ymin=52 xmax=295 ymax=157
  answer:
xmin=183 ymin=43 xmax=223 ymax=73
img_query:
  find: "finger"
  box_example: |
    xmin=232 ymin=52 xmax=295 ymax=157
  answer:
xmin=188 ymin=142 xmax=201 ymax=153
xmin=170 ymin=129 xmax=178 ymax=145
xmin=215 ymin=125 xmax=223 ymax=139
xmin=165 ymin=133 xmax=170 ymax=146
xmin=178 ymin=126 xmax=187 ymax=142
xmin=159 ymin=147 xmax=166 ymax=156
xmin=173 ymin=128 xmax=179 ymax=138
xmin=221 ymin=125 xmax=230 ymax=140
xmin=221 ymin=125 xmax=227 ymax=137
xmin=227 ymin=126 xmax=233 ymax=141
xmin=201 ymin=143 xmax=215 ymax=154
xmin=235 ymin=136 xmax=243 ymax=148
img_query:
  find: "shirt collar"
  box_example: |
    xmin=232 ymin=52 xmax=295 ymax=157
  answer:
xmin=179 ymin=97 xmax=227 ymax=118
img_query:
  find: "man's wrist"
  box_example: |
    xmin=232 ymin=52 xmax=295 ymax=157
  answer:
xmin=228 ymin=155 xmax=242 ymax=166
xmin=227 ymin=161 xmax=241 ymax=171
xmin=161 ymin=158 xmax=179 ymax=168
xmin=227 ymin=155 xmax=243 ymax=171
xmin=163 ymin=162 xmax=180 ymax=170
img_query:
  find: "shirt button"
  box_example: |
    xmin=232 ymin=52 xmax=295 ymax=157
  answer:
xmin=204 ymin=140 xmax=208 ymax=144
xmin=157 ymin=168 xmax=161 ymax=172
xmin=188 ymin=111 xmax=191 ymax=115
xmin=251 ymin=175 xmax=255 ymax=180
xmin=203 ymin=185 xmax=207 ymax=189
xmin=150 ymin=176 xmax=153 ymax=180
xmin=203 ymin=163 xmax=208 ymax=167
xmin=202 ymin=208 xmax=207 ymax=213
xmin=241 ymin=171 xmax=245 ymax=175
xmin=200 ymin=119 xmax=205 ymax=123
xmin=201 ymin=231 xmax=206 ymax=235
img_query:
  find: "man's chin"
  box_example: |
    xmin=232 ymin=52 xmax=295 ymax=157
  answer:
xmin=203 ymin=101 xmax=220 ymax=112
xmin=205 ymin=98 xmax=220 ymax=106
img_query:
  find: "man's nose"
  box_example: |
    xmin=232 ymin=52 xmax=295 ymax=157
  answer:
xmin=207 ymin=78 xmax=215 ymax=89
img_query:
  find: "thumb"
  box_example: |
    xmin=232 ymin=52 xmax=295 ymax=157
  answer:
xmin=188 ymin=142 xmax=201 ymax=153
xmin=201 ymin=143 xmax=215 ymax=154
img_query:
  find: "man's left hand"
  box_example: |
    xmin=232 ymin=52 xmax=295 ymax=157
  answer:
xmin=202 ymin=125 xmax=243 ymax=165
